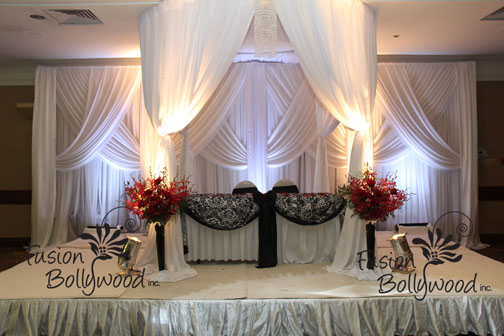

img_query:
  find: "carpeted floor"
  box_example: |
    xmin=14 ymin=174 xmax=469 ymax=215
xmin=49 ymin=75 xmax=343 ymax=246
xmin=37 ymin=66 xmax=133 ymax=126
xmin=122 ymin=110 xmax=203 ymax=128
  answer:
xmin=476 ymin=242 xmax=504 ymax=263
xmin=0 ymin=246 xmax=27 ymax=272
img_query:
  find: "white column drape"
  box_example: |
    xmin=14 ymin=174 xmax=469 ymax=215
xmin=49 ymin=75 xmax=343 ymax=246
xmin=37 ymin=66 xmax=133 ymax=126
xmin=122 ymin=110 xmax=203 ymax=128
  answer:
xmin=276 ymin=0 xmax=376 ymax=134
xmin=32 ymin=66 xmax=142 ymax=248
xmin=139 ymin=0 xmax=256 ymax=180
xmin=137 ymin=0 xmax=256 ymax=281
xmin=32 ymin=67 xmax=58 ymax=247
xmin=276 ymin=0 xmax=378 ymax=278
xmin=313 ymin=104 xmax=340 ymax=192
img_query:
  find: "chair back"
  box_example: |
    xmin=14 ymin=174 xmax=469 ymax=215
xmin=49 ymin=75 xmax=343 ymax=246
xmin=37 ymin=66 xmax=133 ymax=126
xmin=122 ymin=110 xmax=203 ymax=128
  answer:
xmin=272 ymin=179 xmax=299 ymax=193
xmin=232 ymin=180 xmax=259 ymax=194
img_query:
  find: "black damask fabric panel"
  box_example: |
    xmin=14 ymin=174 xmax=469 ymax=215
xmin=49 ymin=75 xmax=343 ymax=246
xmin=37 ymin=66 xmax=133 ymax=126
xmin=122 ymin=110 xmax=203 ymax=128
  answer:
xmin=274 ymin=193 xmax=346 ymax=226
xmin=185 ymin=194 xmax=259 ymax=230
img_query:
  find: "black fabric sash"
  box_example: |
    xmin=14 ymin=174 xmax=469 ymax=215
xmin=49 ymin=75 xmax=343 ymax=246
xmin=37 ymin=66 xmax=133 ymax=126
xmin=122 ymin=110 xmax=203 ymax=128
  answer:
xmin=253 ymin=190 xmax=277 ymax=268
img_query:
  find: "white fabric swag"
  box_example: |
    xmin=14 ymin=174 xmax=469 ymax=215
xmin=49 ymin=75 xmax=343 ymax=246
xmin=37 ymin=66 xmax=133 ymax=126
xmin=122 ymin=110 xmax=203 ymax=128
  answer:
xmin=374 ymin=62 xmax=483 ymax=249
xmin=139 ymin=0 xmax=256 ymax=180
xmin=175 ymin=62 xmax=346 ymax=193
xmin=32 ymin=66 xmax=142 ymax=248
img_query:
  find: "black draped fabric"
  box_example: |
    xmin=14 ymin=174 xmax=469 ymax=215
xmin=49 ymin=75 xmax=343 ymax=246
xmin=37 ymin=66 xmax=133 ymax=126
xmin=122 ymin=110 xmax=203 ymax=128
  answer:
xmin=185 ymin=194 xmax=259 ymax=230
xmin=253 ymin=190 xmax=278 ymax=268
xmin=154 ymin=224 xmax=165 ymax=271
xmin=274 ymin=193 xmax=346 ymax=226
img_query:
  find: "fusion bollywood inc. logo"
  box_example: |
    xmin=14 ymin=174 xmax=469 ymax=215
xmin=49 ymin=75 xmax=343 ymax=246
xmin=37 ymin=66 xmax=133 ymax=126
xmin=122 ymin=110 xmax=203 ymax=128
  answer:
xmin=27 ymin=224 xmax=146 ymax=296
xmin=376 ymin=228 xmax=483 ymax=300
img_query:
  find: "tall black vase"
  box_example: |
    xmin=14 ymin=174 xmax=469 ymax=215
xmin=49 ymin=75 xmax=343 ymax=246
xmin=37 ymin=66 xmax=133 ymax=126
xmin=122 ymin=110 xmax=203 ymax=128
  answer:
xmin=366 ymin=222 xmax=376 ymax=270
xmin=154 ymin=223 xmax=165 ymax=271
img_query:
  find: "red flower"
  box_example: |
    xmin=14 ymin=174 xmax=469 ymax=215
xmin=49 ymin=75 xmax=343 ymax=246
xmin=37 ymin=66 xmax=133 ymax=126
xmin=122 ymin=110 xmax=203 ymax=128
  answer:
xmin=124 ymin=170 xmax=191 ymax=224
xmin=337 ymin=164 xmax=409 ymax=222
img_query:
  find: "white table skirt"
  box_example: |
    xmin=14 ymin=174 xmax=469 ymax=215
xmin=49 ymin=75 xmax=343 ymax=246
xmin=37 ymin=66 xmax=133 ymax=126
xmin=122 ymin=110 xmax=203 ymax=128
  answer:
xmin=2 ymin=296 xmax=503 ymax=336
xmin=184 ymin=217 xmax=259 ymax=261
xmin=276 ymin=215 xmax=341 ymax=264
xmin=184 ymin=215 xmax=341 ymax=263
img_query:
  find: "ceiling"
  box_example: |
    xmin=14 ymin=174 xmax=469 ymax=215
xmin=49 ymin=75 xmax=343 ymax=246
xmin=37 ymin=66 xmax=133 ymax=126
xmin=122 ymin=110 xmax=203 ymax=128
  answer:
xmin=0 ymin=0 xmax=503 ymax=60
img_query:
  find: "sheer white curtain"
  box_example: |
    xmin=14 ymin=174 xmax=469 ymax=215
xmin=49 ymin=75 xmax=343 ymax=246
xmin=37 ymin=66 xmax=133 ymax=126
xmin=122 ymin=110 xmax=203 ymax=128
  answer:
xmin=137 ymin=0 xmax=256 ymax=281
xmin=139 ymin=0 xmax=256 ymax=179
xmin=182 ymin=62 xmax=344 ymax=194
xmin=374 ymin=62 xmax=482 ymax=249
xmin=276 ymin=0 xmax=378 ymax=279
xmin=32 ymin=66 xmax=142 ymax=248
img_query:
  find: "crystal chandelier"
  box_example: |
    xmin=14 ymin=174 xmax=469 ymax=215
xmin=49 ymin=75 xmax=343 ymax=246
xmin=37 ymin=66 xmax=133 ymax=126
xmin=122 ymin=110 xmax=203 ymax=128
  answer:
xmin=254 ymin=0 xmax=277 ymax=58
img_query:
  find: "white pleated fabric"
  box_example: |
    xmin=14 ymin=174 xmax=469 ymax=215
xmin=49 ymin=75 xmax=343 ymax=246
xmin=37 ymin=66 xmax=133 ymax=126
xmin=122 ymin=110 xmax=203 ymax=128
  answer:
xmin=138 ymin=0 xmax=256 ymax=281
xmin=184 ymin=218 xmax=259 ymax=262
xmin=374 ymin=62 xmax=483 ymax=249
xmin=32 ymin=67 xmax=58 ymax=247
xmin=313 ymin=103 xmax=340 ymax=192
xmin=184 ymin=63 xmax=336 ymax=193
xmin=377 ymin=63 xmax=460 ymax=169
xmin=276 ymin=215 xmax=341 ymax=264
xmin=327 ymin=133 xmax=383 ymax=280
xmin=184 ymin=215 xmax=341 ymax=264
xmin=276 ymin=0 xmax=376 ymax=134
xmin=139 ymin=0 xmax=256 ymax=180
xmin=55 ymin=67 xmax=141 ymax=171
xmin=32 ymin=66 xmax=142 ymax=248
xmin=276 ymin=0 xmax=378 ymax=278
xmin=2 ymin=296 xmax=503 ymax=335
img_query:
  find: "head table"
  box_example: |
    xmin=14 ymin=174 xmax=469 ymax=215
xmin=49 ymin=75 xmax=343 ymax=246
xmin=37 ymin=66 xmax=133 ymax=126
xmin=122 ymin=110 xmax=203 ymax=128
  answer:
xmin=181 ymin=193 xmax=346 ymax=266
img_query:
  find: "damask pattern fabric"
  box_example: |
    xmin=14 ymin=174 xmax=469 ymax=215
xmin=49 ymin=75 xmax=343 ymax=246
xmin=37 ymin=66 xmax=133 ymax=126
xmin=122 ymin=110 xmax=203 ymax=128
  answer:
xmin=185 ymin=194 xmax=259 ymax=230
xmin=274 ymin=193 xmax=346 ymax=226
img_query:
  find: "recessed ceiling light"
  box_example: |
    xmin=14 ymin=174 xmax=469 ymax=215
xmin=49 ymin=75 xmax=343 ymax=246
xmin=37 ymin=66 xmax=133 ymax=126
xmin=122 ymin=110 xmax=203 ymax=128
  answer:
xmin=29 ymin=14 xmax=46 ymax=20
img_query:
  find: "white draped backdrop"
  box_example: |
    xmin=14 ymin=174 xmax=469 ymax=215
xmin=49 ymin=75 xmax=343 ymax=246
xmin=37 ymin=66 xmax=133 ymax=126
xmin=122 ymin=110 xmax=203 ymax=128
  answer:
xmin=31 ymin=1 xmax=483 ymax=277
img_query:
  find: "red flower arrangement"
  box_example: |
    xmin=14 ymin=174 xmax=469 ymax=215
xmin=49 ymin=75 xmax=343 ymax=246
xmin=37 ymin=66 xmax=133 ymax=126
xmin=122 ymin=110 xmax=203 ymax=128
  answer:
xmin=124 ymin=170 xmax=191 ymax=225
xmin=338 ymin=165 xmax=408 ymax=222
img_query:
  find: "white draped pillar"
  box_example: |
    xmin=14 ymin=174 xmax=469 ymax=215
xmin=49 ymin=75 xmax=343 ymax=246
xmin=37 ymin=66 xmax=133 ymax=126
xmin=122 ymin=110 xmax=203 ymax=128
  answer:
xmin=138 ymin=0 xmax=256 ymax=281
xmin=139 ymin=0 xmax=256 ymax=179
xmin=277 ymin=0 xmax=378 ymax=278
xmin=313 ymin=102 xmax=339 ymax=192
xmin=246 ymin=64 xmax=268 ymax=192
xmin=32 ymin=67 xmax=58 ymax=247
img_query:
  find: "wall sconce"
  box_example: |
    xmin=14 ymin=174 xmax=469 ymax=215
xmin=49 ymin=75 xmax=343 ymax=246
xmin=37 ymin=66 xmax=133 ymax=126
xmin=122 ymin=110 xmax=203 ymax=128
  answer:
xmin=389 ymin=233 xmax=415 ymax=273
xmin=118 ymin=236 xmax=142 ymax=276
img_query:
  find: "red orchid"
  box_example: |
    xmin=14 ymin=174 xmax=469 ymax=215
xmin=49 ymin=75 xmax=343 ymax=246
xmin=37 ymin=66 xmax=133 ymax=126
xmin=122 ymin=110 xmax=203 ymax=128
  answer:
xmin=338 ymin=164 xmax=409 ymax=222
xmin=125 ymin=170 xmax=191 ymax=225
